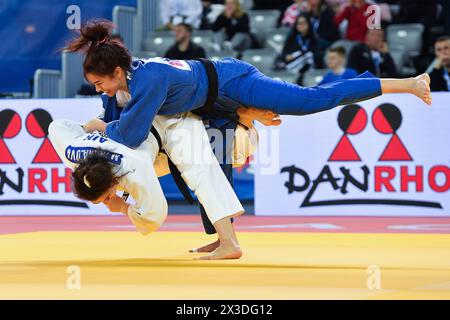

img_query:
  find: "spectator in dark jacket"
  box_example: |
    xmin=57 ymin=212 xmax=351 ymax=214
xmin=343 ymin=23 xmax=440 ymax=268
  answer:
xmin=306 ymin=0 xmax=340 ymax=49
xmin=430 ymin=36 xmax=450 ymax=92
xmin=347 ymin=28 xmax=397 ymax=77
xmin=212 ymin=0 xmax=252 ymax=52
xmin=253 ymin=0 xmax=292 ymax=11
xmin=164 ymin=23 xmax=207 ymax=60
xmin=280 ymin=13 xmax=319 ymax=83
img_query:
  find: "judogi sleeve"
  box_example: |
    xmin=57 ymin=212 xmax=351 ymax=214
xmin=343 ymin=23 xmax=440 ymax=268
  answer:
xmin=48 ymin=119 xmax=86 ymax=170
xmin=122 ymin=140 xmax=168 ymax=235
xmin=105 ymin=65 xmax=169 ymax=149
xmin=123 ymin=161 xmax=168 ymax=235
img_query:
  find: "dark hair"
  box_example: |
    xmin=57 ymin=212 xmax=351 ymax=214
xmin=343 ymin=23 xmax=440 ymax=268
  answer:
xmin=328 ymin=46 xmax=346 ymax=56
xmin=72 ymin=152 xmax=122 ymax=201
xmin=64 ymin=19 xmax=132 ymax=77
xmin=176 ymin=23 xmax=193 ymax=34
xmin=294 ymin=13 xmax=313 ymax=38
xmin=110 ymin=33 xmax=124 ymax=44
xmin=436 ymin=35 xmax=450 ymax=43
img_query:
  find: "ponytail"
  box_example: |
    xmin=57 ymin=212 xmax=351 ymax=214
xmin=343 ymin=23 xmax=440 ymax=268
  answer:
xmin=64 ymin=19 xmax=132 ymax=76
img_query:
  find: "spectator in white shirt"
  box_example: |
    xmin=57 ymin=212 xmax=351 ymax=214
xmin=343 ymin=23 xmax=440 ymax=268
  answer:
xmin=160 ymin=0 xmax=203 ymax=30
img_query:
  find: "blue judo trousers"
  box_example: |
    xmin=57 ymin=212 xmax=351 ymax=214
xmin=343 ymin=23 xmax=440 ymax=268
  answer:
xmin=105 ymin=57 xmax=382 ymax=149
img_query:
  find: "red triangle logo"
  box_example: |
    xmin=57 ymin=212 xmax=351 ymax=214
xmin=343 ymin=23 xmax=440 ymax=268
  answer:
xmin=32 ymin=138 xmax=62 ymax=163
xmin=0 ymin=139 xmax=16 ymax=164
xmin=329 ymin=135 xmax=361 ymax=161
xmin=379 ymin=134 xmax=412 ymax=161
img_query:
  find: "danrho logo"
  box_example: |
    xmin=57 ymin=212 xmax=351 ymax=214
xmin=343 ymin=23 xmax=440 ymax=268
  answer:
xmin=281 ymin=103 xmax=449 ymax=209
xmin=0 ymin=108 xmax=87 ymax=208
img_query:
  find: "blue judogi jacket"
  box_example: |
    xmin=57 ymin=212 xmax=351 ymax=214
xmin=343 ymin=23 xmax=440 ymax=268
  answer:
xmin=104 ymin=57 xmax=248 ymax=148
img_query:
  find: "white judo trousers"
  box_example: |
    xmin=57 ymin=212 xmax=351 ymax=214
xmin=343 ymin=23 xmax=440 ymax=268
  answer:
xmin=48 ymin=112 xmax=244 ymax=235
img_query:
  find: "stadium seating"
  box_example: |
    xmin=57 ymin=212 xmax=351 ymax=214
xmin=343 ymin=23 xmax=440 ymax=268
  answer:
xmin=249 ymin=10 xmax=280 ymax=46
xmin=328 ymin=39 xmax=358 ymax=59
xmin=192 ymin=30 xmax=216 ymax=52
xmin=240 ymin=0 xmax=253 ymax=11
xmin=112 ymin=5 xmax=138 ymax=52
xmin=33 ymin=69 xmax=61 ymax=98
xmin=33 ymin=51 xmax=84 ymax=98
xmin=209 ymin=49 xmax=238 ymax=61
xmin=142 ymin=31 xmax=175 ymax=57
xmin=302 ymin=68 xmax=328 ymax=87
xmin=241 ymin=48 xmax=277 ymax=74
xmin=386 ymin=23 xmax=424 ymax=58
xmin=265 ymin=28 xmax=290 ymax=53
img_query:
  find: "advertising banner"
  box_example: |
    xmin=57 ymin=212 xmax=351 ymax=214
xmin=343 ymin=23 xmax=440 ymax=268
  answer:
xmin=254 ymin=93 xmax=450 ymax=217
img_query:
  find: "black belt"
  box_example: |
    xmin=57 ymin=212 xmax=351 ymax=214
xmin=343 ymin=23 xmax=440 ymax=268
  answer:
xmin=192 ymin=58 xmax=219 ymax=117
xmin=150 ymin=126 xmax=195 ymax=204
xmin=192 ymin=58 xmax=244 ymax=127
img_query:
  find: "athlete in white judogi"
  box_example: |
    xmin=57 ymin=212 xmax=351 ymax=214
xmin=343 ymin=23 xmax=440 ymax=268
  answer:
xmin=49 ymin=111 xmax=265 ymax=259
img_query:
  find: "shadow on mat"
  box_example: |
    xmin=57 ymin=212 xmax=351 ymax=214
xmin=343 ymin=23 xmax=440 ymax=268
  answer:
xmin=1 ymin=258 xmax=448 ymax=271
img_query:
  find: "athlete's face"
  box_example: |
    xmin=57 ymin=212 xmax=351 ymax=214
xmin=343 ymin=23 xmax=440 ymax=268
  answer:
xmin=86 ymin=67 xmax=125 ymax=97
xmin=91 ymin=185 xmax=118 ymax=205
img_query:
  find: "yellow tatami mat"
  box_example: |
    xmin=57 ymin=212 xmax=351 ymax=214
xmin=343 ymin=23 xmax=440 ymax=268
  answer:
xmin=0 ymin=231 xmax=449 ymax=299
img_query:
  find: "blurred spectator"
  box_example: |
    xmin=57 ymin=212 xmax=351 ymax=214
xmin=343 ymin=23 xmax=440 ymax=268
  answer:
xmin=334 ymin=0 xmax=370 ymax=42
xmin=254 ymin=0 xmax=294 ymax=27
xmin=281 ymin=0 xmax=308 ymax=28
xmin=160 ymin=0 xmax=203 ymax=30
xmin=397 ymin=0 xmax=438 ymax=28
xmin=164 ymin=23 xmax=207 ymax=60
xmin=279 ymin=14 xmax=318 ymax=83
xmin=347 ymin=28 xmax=397 ymax=77
xmin=200 ymin=0 xmax=225 ymax=30
xmin=430 ymin=36 xmax=450 ymax=92
xmin=443 ymin=0 xmax=450 ymax=36
xmin=212 ymin=0 xmax=252 ymax=52
xmin=253 ymin=0 xmax=293 ymax=11
xmin=319 ymin=46 xmax=358 ymax=85
xmin=305 ymin=0 xmax=340 ymax=64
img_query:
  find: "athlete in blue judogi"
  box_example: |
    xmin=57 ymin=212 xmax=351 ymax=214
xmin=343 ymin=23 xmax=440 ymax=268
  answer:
xmin=65 ymin=20 xmax=432 ymax=259
xmin=83 ymin=55 xmax=430 ymax=148
xmin=67 ymin=21 xmax=431 ymax=149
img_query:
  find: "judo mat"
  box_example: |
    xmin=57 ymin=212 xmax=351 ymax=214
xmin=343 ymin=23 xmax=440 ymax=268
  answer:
xmin=0 ymin=215 xmax=449 ymax=300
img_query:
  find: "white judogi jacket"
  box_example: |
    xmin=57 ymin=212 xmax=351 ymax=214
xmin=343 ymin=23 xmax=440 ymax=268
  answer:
xmin=48 ymin=112 xmax=246 ymax=235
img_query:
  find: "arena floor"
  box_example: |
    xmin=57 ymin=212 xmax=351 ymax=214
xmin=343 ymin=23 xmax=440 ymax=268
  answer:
xmin=0 ymin=215 xmax=449 ymax=299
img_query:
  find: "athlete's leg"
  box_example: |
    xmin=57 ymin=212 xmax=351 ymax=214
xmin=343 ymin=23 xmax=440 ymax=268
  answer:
xmin=197 ymin=216 xmax=242 ymax=260
xmin=380 ymin=73 xmax=431 ymax=105
xmin=191 ymin=108 xmax=281 ymax=253
xmin=162 ymin=113 xmax=244 ymax=257
xmin=221 ymin=64 xmax=431 ymax=116
xmin=191 ymin=118 xmax=236 ymax=253
xmin=191 ymin=161 xmax=234 ymax=253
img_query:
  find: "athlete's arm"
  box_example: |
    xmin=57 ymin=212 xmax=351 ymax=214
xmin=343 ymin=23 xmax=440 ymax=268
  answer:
xmin=105 ymin=64 xmax=169 ymax=148
xmin=122 ymin=159 xmax=168 ymax=235
xmin=48 ymin=119 xmax=87 ymax=170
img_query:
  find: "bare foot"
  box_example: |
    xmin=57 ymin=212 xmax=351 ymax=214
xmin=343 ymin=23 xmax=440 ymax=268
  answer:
xmin=189 ymin=239 xmax=220 ymax=253
xmin=410 ymin=73 xmax=432 ymax=105
xmin=195 ymin=245 xmax=243 ymax=260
